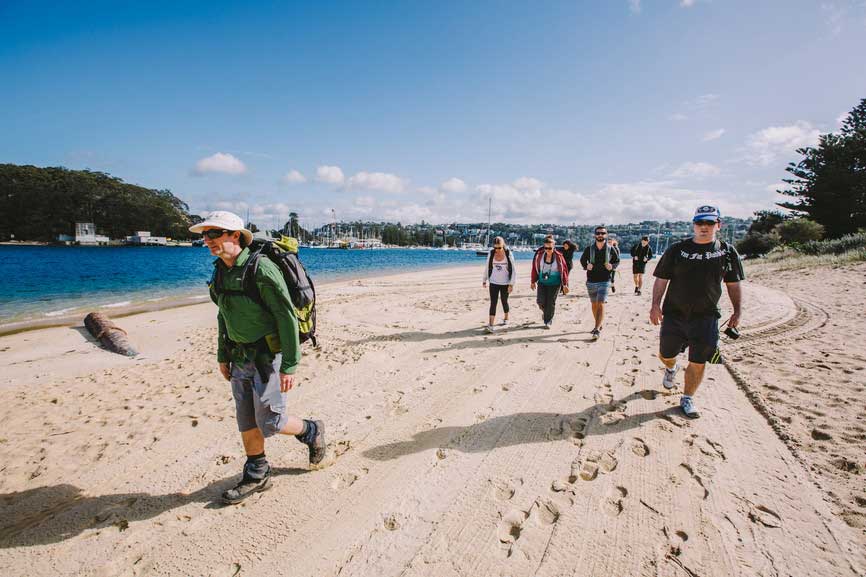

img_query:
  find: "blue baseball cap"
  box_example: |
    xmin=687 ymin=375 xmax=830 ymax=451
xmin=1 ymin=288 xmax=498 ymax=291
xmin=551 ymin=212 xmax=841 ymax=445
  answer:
xmin=693 ymin=205 xmax=721 ymax=222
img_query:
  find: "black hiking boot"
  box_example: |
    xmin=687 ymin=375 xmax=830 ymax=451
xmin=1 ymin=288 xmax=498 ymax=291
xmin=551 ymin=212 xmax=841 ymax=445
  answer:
xmin=222 ymin=467 xmax=272 ymax=505
xmin=305 ymin=420 xmax=327 ymax=466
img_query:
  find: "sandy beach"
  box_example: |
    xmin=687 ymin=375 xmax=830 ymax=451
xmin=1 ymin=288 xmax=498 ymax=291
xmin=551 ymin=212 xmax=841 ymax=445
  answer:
xmin=0 ymin=261 xmax=863 ymax=576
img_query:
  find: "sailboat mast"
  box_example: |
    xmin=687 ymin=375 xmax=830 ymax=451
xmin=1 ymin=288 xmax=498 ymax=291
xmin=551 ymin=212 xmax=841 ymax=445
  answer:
xmin=486 ymin=196 xmax=492 ymax=247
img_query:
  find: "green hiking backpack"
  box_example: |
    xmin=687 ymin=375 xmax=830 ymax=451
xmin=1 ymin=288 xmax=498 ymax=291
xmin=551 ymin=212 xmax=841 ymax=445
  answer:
xmin=211 ymin=235 xmax=318 ymax=347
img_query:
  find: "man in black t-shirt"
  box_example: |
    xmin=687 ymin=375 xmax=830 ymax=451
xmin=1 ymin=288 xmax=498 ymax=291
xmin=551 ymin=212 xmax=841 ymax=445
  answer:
xmin=650 ymin=205 xmax=744 ymax=419
xmin=631 ymin=236 xmax=653 ymax=295
xmin=579 ymin=226 xmax=620 ymax=339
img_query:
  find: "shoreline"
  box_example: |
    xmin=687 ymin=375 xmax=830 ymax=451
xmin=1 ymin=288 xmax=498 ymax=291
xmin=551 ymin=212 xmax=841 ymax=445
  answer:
xmin=0 ymin=261 xmax=480 ymax=337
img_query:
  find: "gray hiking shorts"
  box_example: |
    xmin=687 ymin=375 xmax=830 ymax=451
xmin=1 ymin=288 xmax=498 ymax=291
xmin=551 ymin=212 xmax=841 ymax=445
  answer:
xmin=230 ymin=354 xmax=288 ymax=437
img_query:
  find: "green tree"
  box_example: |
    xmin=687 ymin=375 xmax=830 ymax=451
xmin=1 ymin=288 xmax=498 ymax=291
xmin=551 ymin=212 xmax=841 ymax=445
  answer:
xmin=0 ymin=164 xmax=195 ymax=241
xmin=775 ymin=218 xmax=824 ymax=245
xmin=736 ymin=231 xmax=779 ymax=257
xmin=778 ymin=98 xmax=866 ymax=238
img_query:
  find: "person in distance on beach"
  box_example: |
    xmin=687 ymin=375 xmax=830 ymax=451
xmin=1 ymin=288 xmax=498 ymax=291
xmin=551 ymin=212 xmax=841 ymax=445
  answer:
xmin=607 ymin=236 xmax=620 ymax=293
xmin=649 ymin=205 xmax=744 ymax=419
xmin=559 ymin=239 xmax=577 ymax=291
xmin=579 ymin=226 xmax=620 ymax=339
xmin=190 ymin=211 xmax=327 ymax=504
xmin=631 ymin=236 xmax=653 ymax=296
xmin=531 ymin=235 xmax=570 ymax=329
xmin=482 ymin=236 xmax=517 ymax=332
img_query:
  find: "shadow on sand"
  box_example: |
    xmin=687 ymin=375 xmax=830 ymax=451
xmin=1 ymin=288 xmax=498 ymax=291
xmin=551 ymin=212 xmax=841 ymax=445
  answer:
xmin=0 ymin=467 xmax=307 ymax=548
xmin=363 ymin=390 xmax=683 ymax=461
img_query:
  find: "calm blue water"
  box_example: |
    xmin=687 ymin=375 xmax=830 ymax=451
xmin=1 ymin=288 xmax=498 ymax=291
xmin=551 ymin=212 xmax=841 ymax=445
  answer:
xmin=1 ymin=245 xmax=537 ymax=324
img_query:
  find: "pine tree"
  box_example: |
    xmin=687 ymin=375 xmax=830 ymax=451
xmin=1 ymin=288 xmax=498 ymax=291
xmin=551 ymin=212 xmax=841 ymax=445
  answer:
xmin=778 ymin=98 xmax=866 ymax=238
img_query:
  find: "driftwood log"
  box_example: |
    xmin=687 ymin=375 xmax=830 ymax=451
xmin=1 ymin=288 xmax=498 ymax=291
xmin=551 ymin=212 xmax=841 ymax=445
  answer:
xmin=83 ymin=312 xmax=138 ymax=357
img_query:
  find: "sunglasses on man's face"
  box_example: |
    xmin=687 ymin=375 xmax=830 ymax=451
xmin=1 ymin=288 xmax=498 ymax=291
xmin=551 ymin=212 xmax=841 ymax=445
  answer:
xmin=595 ymin=233 xmax=607 ymax=236
xmin=494 ymin=246 xmax=504 ymax=250
xmin=201 ymin=229 xmax=231 ymax=240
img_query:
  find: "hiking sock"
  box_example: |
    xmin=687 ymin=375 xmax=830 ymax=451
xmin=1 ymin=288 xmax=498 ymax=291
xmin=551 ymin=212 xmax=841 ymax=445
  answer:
xmin=244 ymin=453 xmax=269 ymax=480
xmin=296 ymin=419 xmax=318 ymax=445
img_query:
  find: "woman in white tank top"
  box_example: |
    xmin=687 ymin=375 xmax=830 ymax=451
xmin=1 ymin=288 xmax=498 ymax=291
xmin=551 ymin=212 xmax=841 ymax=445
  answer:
xmin=482 ymin=236 xmax=517 ymax=332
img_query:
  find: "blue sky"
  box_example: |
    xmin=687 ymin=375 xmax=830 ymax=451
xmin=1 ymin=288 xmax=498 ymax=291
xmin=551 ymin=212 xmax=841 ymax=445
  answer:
xmin=2 ymin=0 xmax=865 ymax=228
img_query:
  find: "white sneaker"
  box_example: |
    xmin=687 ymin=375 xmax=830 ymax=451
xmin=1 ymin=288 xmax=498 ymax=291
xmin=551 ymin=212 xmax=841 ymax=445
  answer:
xmin=484 ymin=324 xmax=495 ymax=333
xmin=500 ymin=319 xmax=508 ymax=326
xmin=543 ymin=322 xmax=551 ymax=330
xmin=662 ymin=364 xmax=679 ymax=390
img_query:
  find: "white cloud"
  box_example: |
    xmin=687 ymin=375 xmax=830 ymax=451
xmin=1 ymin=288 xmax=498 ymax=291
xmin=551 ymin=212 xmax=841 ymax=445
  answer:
xmin=316 ymin=165 xmax=345 ymax=184
xmin=668 ymin=113 xmax=688 ymax=122
xmin=670 ymin=162 xmax=721 ymax=179
xmin=628 ymin=0 xmax=641 ymax=14
xmin=702 ymin=128 xmax=726 ymax=142
xmin=194 ymin=152 xmax=247 ymax=175
xmin=282 ymin=169 xmax=306 ymax=184
xmin=513 ymin=176 xmax=544 ymax=191
xmin=472 ymin=180 xmax=715 ymax=224
xmin=346 ymin=171 xmax=406 ymax=193
xmin=680 ymin=0 xmax=695 ymax=7
xmin=745 ymin=121 xmax=821 ymax=166
xmin=439 ymin=177 xmax=467 ymax=193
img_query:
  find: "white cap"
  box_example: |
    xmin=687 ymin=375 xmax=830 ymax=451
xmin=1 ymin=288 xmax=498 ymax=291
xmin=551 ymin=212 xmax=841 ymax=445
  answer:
xmin=189 ymin=211 xmax=253 ymax=245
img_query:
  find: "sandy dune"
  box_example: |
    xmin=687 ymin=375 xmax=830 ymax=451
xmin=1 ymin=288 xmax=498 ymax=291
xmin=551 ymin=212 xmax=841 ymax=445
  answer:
xmin=0 ymin=262 xmax=863 ymax=576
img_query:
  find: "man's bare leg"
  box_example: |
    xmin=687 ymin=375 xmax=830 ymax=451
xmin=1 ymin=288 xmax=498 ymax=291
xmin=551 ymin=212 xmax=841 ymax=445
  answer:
xmin=683 ymin=362 xmax=705 ymax=397
xmin=241 ymin=415 xmax=305 ymax=455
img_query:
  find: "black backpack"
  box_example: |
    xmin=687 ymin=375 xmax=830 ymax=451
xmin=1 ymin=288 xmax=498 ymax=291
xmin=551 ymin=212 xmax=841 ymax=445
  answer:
xmin=487 ymin=248 xmax=513 ymax=279
xmin=211 ymin=236 xmax=318 ymax=347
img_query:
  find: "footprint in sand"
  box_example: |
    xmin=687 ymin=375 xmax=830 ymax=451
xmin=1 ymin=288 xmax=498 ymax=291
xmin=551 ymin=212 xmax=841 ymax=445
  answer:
xmin=631 ymin=438 xmax=650 ymax=457
xmin=579 ymin=461 xmax=599 ymax=481
xmin=559 ymin=383 xmax=574 ymax=392
xmin=490 ymin=478 xmax=523 ymax=501
xmin=564 ymin=416 xmax=589 ymax=439
xmin=665 ymin=527 xmax=689 ymax=556
xmin=530 ymin=498 xmax=561 ymax=526
xmin=678 ymin=463 xmax=709 ymax=499
xmin=497 ymin=509 xmax=529 ymax=544
xmin=639 ymin=390 xmax=658 ymax=400
xmin=598 ymin=452 xmax=618 ymax=473
xmin=330 ymin=468 xmax=368 ymax=490
xmin=603 ymin=486 xmax=628 ymax=517
xmin=383 ymin=514 xmax=401 ymax=531
xmin=600 ymin=411 xmax=626 ymax=426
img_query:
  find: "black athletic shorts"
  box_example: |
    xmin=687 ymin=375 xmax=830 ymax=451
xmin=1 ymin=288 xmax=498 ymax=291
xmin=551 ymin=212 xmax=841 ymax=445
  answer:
xmin=632 ymin=261 xmax=647 ymax=274
xmin=659 ymin=315 xmax=718 ymax=364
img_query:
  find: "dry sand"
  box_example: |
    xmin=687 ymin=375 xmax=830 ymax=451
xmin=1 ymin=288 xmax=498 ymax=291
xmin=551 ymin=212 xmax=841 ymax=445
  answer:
xmin=0 ymin=261 xmax=863 ymax=576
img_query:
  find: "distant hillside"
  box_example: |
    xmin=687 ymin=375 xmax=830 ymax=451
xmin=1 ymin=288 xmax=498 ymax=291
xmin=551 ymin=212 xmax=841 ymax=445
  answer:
xmin=0 ymin=164 xmax=199 ymax=242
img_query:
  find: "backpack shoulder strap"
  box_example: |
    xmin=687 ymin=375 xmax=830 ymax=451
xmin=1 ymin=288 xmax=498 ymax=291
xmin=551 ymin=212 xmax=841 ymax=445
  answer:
xmin=240 ymin=250 xmax=267 ymax=308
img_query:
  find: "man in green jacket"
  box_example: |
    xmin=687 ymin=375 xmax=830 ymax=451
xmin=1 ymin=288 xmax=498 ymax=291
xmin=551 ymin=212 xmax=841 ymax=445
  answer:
xmin=190 ymin=211 xmax=326 ymax=504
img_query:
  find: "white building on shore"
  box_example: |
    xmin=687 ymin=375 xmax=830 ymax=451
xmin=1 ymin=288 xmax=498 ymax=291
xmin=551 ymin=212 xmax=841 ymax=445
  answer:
xmin=125 ymin=231 xmax=167 ymax=245
xmin=69 ymin=222 xmax=109 ymax=245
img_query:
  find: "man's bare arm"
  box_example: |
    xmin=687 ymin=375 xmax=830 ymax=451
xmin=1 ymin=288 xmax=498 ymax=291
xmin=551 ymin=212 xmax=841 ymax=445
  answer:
xmin=725 ymin=281 xmax=742 ymax=327
xmin=650 ymin=277 xmax=669 ymax=325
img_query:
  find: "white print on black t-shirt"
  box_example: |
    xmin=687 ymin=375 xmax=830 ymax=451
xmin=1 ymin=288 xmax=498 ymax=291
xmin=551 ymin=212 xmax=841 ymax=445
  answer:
xmin=680 ymin=249 xmax=726 ymax=260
